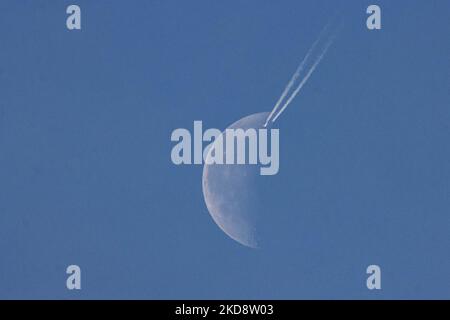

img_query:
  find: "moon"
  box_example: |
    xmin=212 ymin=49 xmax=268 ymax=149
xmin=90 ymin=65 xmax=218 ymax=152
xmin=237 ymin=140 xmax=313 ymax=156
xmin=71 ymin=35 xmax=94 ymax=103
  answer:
xmin=202 ymin=112 xmax=271 ymax=248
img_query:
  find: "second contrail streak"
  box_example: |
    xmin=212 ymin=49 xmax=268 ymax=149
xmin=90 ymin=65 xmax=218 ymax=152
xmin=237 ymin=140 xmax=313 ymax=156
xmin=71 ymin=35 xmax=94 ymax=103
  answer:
xmin=270 ymin=35 xmax=336 ymax=123
xmin=264 ymin=28 xmax=327 ymax=127
xmin=265 ymin=22 xmax=337 ymax=125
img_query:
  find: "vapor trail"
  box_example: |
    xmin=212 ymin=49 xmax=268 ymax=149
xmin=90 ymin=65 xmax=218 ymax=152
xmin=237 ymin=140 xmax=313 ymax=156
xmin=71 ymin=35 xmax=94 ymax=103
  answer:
xmin=270 ymin=35 xmax=336 ymax=123
xmin=264 ymin=24 xmax=331 ymax=127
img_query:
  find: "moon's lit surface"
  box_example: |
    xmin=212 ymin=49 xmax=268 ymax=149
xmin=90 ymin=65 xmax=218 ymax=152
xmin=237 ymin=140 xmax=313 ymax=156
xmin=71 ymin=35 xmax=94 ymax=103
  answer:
xmin=202 ymin=112 xmax=271 ymax=248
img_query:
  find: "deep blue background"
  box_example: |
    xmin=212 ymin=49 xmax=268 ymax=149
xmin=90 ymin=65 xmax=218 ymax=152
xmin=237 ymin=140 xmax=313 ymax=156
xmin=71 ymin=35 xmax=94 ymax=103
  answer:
xmin=0 ymin=0 xmax=449 ymax=298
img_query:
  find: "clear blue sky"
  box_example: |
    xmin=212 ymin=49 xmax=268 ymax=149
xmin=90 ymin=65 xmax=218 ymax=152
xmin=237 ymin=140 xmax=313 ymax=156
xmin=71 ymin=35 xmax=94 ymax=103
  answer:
xmin=0 ymin=0 xmax=449 ymax=299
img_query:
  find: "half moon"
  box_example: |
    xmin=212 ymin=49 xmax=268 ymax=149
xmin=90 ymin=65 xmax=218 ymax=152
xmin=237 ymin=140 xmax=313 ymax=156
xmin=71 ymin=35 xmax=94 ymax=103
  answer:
xmin=202 ymin=112 xmax=270 ymax=248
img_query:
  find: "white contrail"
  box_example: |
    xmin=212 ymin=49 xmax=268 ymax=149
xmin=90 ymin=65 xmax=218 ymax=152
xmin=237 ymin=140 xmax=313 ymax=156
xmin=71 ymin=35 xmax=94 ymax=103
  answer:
xmin=263 ymin=57 xmax=307 ymax=127
xmin=270 ymin=35 xmax=336 ymax=123
xmin=264 ymin=24 xmax=331 ymax=127
xmin=264 ymin=42 xmax=317 ymax=126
